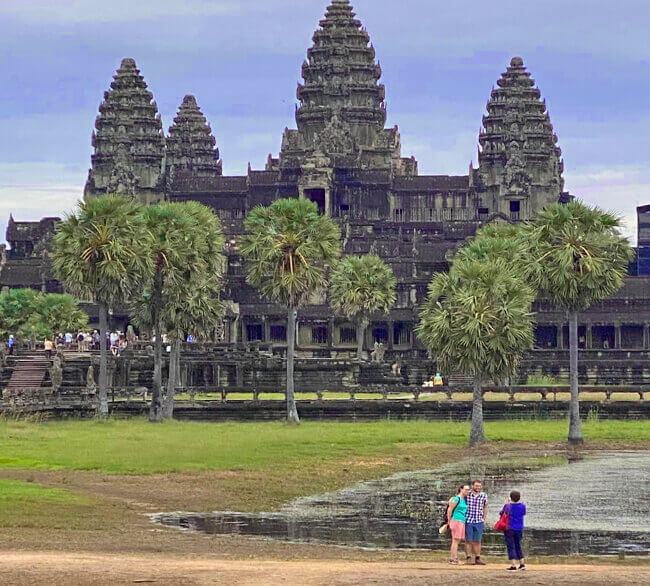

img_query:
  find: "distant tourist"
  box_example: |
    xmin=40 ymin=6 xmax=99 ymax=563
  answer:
xmin=187 ymin=334 xmax=195 ymax=343
xmin=499 ymin=490 xmax=527 ymax=571
xmin=433 ymin=372 xmax=443 ymax=385
xmin=7 ymin=335 xmax=14 ymax=355
xmin=447 ymin=484 xmax=469 ymax=564
xmin=465 ymin=479 xmax=488 ymax=565
xmin=91 ymin=330 xmax=100 ymax=350
xmin=43 ymin=338 xmax=54 ymax=359
xmin=64 ymin=331 xmax=73 ymax=349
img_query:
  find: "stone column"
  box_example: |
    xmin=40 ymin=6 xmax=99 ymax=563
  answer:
xmin=586 ymin=325 xmax=593 ymax=349
xmin=557 ymin=323 xmax=564 ymax=349
xmin=644 ymin=323 xmax=650 ymax=349
xmin=328 ymin=317 xmax=335 ymax=348
xmin=387 ymin=321 xmax=394 ymax=350
xmin=263 ymin=317 xmax=270 ymax=344
xmin=615 ymin=323 xmax=622 ymax=349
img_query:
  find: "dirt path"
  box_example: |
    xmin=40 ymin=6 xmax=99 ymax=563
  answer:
xmin=0 ymin=551 xmax=647 ymax=585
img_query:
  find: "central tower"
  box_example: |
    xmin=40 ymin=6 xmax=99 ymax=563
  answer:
xmin=295 ymin=0 xmax=386 ymax=146
xmin=274 ymin=0 xmax=417 ymax=213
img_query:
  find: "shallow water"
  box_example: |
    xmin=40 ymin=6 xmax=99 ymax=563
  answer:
xmin=151 ymin=451 xmax=650 ymax=556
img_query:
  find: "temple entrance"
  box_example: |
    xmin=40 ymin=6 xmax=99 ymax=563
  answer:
xmin=305 ymin=188 xmax=326 ymax=214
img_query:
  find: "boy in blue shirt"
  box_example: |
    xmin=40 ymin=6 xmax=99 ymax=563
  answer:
xmin=500 ymin=490 xmax=527 ymax=571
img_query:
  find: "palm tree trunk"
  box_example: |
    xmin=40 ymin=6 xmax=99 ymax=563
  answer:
xmin=286 ymin=304 xmax=300 ymax=424
xmin=568 ymin=309 xmax=584 ymax=444
xmin=97 ymin=302 xmax=109 ymax=420
xmin=469 ymin=375 xmax=485 ymax=446
xmin=149 ymin=274 xmax=164 ymax=422
xmin=356 ymin=321 xmax=366 ymax=361
xmin=163 ymin=339 xmax=179 ymax=419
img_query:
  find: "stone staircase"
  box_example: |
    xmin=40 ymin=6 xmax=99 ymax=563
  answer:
xmin=5 ymin=352 xmax=50 ymax=391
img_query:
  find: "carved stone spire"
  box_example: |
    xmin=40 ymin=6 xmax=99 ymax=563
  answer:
xmin=296 ymin=0 xmax=386 ymax=146
xmin=477 ymin=57 xmax=564 ymax=220
xmin=84 ymin=58 xmax=166 ymax=204
xmin=166 ymin=95 xmax=222 ymax=178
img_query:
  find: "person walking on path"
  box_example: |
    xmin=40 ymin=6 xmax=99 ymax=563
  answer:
xmin=7 ymin=335 xmax=14 ymax=355
xmin=465 ymin=479 xmax=488 ymax=565
xmin=44 ymin=338 xmax=54 ymax=360
xmin=446 ymin=484 xmax=469 ymax=565
xmin=500 ymin=490 xmax=527 ymax=571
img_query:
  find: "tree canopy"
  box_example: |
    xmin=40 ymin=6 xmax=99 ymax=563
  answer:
xmin=524 ymin=200 xmax=634 ymax=311
xmin=241 ymin=198 xmax=341 ymax=308
xmin=0 ymin=288 xmax=88 ymax=340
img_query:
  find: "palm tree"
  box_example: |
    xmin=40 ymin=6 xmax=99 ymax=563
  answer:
xmin=240 ymin=198 xmax=340 ymax=423
xmin=416 ymin=257 xmax=535 ymax=446
xmin=329 ymin=255 xmax=396 ymax=360
xmin=525 ymin=201 xmax=634 ymax=444
xmin=53 ymin=194 xmax=152 ymax=419
xmin=455 ymin=223 xmax=530 ymax=272
xmin=133 ymin=201 xmax=225 ymax=422
xmin=162 ymin=278 xmax=225 ymax=418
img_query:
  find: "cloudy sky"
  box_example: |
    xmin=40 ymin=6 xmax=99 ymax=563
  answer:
xmin=1 ymin=0 xmax=648 ymax=243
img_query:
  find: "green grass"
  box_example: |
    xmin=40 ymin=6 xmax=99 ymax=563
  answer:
xmin=0 ymin=478 xmax=108 ymax=530
xmin=0 ymin=419 xmax=647 ymax=475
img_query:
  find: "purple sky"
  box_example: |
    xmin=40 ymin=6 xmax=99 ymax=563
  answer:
xmin=1 ymin=0 xmax=648 ymax=243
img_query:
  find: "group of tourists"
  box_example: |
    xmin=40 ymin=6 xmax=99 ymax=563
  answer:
xmin=444 ymin=479 xmax=527 ymax=571
xmin=41 ymin=330 xmax=134 ymax=358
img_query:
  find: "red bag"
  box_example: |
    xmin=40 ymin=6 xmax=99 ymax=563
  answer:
xmin=494 ymin=505 xmax=509 ymax=531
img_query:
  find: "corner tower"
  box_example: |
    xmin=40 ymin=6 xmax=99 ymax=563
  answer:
xmin=277 ymin=0 xmax=416 ymax=177
xmin=84 ymin=58 xmax=166 ymax=204
xmin=477 ymin=57 xmax=564 ymax=221
xmin=166 ymin=95 xmax=222 ymax=180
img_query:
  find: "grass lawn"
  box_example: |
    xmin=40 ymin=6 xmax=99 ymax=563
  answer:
xmin=0 ymin=418 xmax=648 ymax=475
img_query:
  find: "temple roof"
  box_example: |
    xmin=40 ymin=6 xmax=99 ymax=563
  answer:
xmin=86 ymin=58 xmax=165 ymax=196
xmin=167 ymin=95 xmax=222 ymax=177
xmin=295 ymin=1 xmax=386 ymax=143
xmin=478 ymin=57 xmax=563 ymax=168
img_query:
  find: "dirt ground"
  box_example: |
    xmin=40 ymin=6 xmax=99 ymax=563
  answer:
xmin=1 ymin=551 xmax=648 ymax=585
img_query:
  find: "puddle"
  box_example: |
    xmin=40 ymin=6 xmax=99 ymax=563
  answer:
xmin=151 ymin=451 xmax=650 ymax=556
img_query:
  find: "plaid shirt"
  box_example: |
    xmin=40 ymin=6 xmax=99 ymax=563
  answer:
xmin=465 ymin=491 xmax=487 ymax=523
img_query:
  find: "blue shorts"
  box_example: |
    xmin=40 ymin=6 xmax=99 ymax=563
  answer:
xmin=466 ymin=522 xmax=484 ymax=541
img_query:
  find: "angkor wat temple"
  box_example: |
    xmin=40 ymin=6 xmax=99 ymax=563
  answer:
xmin=2 ymin=0 xmax=650 ymax=384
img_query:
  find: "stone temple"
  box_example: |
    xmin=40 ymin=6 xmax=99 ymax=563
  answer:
xmin=2 ymin=0 xmax=650 ymax=381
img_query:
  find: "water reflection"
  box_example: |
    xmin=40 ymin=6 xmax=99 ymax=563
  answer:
xmin=151 ymin=451 xmax=650 ymax=557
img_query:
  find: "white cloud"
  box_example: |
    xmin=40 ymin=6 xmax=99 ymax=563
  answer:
xmin=565 ymin=165 xmax=650 ymax=245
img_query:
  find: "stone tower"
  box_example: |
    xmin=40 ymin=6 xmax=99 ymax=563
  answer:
xmin=477 ymin=57 xmax=564 ymax=221
xmin=84 ymin=58 xmax=166 ymax=204
xmin=276 ymin=0 xmax=416 ymax=213
xmin=166 ymin=95 xmax=222 ymax=180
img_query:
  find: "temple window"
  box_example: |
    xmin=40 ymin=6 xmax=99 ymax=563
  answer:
xmin=592 ymin=325 xmax=615 ymax=349
xmin=394 ymin=208 xmax=403 ymax=222
xmin=270 ymin=325 xmax=287 ymax=342
xmin=510 ymin=200 xmax=521 ymax=221
xmin=311 ymin=326 xmax=328 ymax=345
xmin=621 ymin=325 xmax=644 ymax=348
xmin=339 ymin=327 xmax=356 ymax=344
xmin=393 ymin=322 xmax=411 ymax=346
xmin=478 ymin=207 xmax=489 ymax=220
xmin=246 ymin=324 xmax=264 ymax=342
xmin=534 ymin=325 xmax=557 ymax=348
xmin=372 ymin=326 xmax=388 ymax=344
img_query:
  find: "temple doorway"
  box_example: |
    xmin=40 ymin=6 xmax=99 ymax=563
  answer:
xmin=305 ymin=188 xmax=326 ymax=214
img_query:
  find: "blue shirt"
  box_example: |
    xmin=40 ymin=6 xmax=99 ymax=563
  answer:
xmin=500 ymin=502 xmax=526 ymax=531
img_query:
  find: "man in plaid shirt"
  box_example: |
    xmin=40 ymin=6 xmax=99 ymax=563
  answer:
xmin=465 ymin=479 xmax=488 ymax=564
